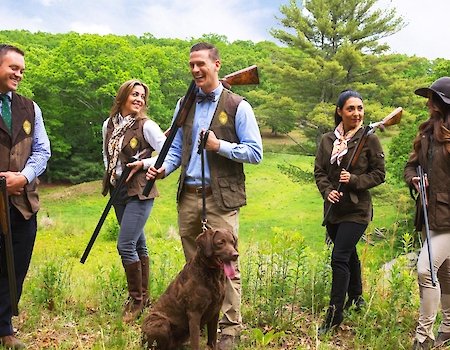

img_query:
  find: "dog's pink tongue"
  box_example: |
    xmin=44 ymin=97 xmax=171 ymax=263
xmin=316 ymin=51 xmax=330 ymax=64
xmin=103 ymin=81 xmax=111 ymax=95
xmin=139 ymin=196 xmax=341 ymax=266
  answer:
xmin=223 ymin=262 xmax=236 ymax=279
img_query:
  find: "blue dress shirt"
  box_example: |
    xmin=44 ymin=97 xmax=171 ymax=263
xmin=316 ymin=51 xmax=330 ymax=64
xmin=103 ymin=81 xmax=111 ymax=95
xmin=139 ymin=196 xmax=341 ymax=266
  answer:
xmin=163 ymin=83 xmax=262 ymax=186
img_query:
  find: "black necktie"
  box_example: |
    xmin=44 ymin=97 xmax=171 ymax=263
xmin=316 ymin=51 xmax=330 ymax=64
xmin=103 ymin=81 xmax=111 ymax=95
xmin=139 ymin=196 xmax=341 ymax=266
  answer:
xmin=196 ymin=92 xmax=215 ymax=104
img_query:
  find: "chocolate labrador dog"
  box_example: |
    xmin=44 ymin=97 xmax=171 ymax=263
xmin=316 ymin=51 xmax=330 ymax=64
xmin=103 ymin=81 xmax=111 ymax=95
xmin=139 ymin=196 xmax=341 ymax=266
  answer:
xmin=142 ymin=228 xmax=239 ymax=350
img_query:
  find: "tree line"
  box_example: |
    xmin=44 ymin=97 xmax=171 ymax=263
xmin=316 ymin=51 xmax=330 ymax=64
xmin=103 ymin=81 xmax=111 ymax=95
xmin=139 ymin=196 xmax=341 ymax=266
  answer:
xmin=1 ymin=0 xmax=449 ymax=184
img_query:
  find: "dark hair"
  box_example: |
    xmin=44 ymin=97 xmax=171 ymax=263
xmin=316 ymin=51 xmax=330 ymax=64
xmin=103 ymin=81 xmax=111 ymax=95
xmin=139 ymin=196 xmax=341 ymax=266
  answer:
xmin=411 ymin=92 xmax=450 ymax=160
xmin=0 ymin=44 xmax=25 ymax=65
xmin=190 ymin=42 xmax=220 ymax=61
xmin=334 ymin=89 xmax=364 ymax=126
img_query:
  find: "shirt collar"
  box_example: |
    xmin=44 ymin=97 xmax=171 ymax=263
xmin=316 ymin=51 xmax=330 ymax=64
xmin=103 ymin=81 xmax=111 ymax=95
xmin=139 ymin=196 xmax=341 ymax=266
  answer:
xmin=198 ymin=84 xmax=223 ymax=102
xmin=0 ymin=91 xmax=12 ymax=100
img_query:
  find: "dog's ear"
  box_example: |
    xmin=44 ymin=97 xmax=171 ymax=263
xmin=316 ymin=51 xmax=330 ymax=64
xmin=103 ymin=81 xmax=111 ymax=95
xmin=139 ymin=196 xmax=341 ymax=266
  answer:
xmin=196 ymin=229 xmax=214 ymax=257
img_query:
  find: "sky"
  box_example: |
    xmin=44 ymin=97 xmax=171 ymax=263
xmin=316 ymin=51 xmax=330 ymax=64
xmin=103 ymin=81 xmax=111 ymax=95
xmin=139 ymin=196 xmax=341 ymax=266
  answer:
xmin=2 ymin=0 xmax=449 ymax=61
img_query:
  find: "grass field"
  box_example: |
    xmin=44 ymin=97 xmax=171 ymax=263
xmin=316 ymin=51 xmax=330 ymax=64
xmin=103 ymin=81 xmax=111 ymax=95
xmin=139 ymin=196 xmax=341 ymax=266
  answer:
xmin=11 ymin=131 xmax=425 ymax=349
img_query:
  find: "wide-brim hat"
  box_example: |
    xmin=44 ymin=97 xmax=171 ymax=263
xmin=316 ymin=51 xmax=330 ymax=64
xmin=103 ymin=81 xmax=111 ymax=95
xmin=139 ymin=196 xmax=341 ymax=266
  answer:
xmin=415 ymin=77 xmax=450 ymax=105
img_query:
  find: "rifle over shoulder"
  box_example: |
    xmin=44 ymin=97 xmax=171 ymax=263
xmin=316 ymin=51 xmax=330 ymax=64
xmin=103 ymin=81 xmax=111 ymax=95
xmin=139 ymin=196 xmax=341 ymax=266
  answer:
xmin=220 ymin=65 xmax=259 ymax=89
xmin=142 ymin=65 xmax=260 ymax=197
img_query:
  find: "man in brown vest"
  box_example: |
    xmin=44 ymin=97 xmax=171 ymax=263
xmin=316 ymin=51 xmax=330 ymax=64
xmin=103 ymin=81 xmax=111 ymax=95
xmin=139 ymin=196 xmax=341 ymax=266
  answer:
xmin=0 ymin=44 xmax=51 ymax=349
xmin=147 ymin=42 xmax=263 ymax=349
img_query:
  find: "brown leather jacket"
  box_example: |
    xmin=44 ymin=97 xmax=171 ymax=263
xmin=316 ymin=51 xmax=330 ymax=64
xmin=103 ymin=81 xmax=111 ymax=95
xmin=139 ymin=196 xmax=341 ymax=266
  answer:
xmin=314 ymin=128 xmax=386 ymax=225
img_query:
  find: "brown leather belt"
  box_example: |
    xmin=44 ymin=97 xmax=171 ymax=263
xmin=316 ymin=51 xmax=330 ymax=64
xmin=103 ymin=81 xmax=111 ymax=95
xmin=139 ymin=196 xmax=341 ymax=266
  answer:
xmin=184 ymin=185 xmax=212 ymax=195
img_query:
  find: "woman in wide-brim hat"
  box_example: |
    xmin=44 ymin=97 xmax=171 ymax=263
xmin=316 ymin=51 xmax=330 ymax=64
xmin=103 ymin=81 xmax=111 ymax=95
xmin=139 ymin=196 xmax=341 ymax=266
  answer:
xmin=405 ymin=76 xmax=450 ymax=350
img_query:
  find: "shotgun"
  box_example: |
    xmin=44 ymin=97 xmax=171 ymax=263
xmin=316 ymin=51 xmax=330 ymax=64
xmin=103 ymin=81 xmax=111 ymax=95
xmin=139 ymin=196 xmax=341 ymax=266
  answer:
xmin=417 ymin=165 xmax=436 ymax=286
xmin=322 ymin=107 xmax=402 ymax=226
xmin=142 ymin=65 xmax=260 ymax=196
xmin=0 ymin=176 xmax=19 ymax=316
xmin=80 ymin=158 xmax=135 ymax=263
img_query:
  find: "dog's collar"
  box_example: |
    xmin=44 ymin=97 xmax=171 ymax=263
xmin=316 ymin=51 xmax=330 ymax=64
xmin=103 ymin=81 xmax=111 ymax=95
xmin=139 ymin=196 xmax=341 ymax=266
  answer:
xmin=200 ymin=256 xmax=222 ymax=269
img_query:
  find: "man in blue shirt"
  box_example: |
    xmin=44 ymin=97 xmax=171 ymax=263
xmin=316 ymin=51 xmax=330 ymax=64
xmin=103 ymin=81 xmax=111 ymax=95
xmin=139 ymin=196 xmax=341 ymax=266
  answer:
xmin=147 ymin=42 xmax=262 ymax=349
xmin=0 ymin=44 xmax=51 ymax=349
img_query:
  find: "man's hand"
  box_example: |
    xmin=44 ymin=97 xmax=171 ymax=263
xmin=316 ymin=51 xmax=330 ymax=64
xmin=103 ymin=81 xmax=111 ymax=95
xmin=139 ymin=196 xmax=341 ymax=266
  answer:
xmin=0 ymin=171 xmax=27 ymax=196
xmin=201 ymin=129 xmax=220 ymax=152
xmin=146 ymin=166 xmax=166 ymax=180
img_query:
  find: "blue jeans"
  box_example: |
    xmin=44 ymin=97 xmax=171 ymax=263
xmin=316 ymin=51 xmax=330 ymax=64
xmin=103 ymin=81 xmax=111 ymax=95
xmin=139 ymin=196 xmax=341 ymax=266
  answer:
xmin=0 ymin=206 xmax=37 ymax=336
xmin=112 ymin=187 xmax=153 ymax=266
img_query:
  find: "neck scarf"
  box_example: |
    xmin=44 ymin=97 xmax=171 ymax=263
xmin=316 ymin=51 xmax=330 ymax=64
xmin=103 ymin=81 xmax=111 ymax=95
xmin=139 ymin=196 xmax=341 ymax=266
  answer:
xmin=107 ymin=114 xmax=136 ymax=186
xmin=330 ymin=121 xmax=363 ymax=165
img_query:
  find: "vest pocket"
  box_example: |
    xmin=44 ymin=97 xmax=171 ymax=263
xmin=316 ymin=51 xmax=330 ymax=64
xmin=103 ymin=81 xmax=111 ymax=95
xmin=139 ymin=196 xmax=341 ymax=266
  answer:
xmin=218 ymin=175 xmax=246 ymax=209
xmin=436 ymin=192 xmax=450 ymax=226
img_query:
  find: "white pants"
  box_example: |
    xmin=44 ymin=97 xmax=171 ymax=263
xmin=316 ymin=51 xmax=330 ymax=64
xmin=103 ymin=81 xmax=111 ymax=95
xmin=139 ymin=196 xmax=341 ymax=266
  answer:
xmin=415 ymin=229 xmax=450 ymax=342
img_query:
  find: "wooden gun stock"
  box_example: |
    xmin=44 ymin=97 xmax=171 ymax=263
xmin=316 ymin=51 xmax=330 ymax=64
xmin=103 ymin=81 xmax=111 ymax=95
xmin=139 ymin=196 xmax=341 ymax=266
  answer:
xmin=220 ymin=65 xmax=259 ymax=89
xmin=142 ymin=65 xmax=260 ymax=197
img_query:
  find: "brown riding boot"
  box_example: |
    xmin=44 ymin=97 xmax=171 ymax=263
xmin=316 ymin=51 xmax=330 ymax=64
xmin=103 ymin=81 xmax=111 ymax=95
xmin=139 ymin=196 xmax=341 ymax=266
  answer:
xmin=122 ymin=260 xmax=144 ymax=323
xmin=140 ymin=255 xmax=150 ymax=307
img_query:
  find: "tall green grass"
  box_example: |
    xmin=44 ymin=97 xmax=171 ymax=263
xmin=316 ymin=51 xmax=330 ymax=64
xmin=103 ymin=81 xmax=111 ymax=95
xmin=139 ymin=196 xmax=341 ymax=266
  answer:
xmin=14 ymin=152 xmax=425 ymax=349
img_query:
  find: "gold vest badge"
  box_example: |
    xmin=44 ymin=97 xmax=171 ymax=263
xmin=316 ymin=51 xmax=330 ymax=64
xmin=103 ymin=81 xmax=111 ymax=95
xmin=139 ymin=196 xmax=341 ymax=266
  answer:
xmin=129 ymin=137 xmax=138 ymax=149
xmin=219 ymin=111 xmax=228 ymax=125
xmin=23 ymin=120 xmax=32 ymax=135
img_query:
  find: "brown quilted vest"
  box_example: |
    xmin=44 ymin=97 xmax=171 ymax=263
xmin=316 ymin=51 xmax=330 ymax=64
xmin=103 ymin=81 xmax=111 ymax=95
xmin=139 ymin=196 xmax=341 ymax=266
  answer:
xmin=177 ymin=88 xmax=247 ymax=211
xmin=102 ymin=117 xmax=159 ymax=200
xmin=0 ymin=93 xmax=40 ymax=219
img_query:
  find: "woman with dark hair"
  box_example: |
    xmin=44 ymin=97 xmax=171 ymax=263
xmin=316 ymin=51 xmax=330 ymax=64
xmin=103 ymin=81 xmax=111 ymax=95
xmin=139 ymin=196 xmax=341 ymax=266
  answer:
xmin=405 ymin=77 xmax=450 ymax=350
xmin=314 ymin=89 xmax=385 ymax=334
xmin=102 ymin=79 xmax=166 ymax=322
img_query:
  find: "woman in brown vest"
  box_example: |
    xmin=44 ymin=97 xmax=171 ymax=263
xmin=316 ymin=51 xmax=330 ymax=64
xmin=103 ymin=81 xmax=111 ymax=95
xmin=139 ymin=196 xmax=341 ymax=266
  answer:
xmin=102 ymin=79 xmax=166 ymax=322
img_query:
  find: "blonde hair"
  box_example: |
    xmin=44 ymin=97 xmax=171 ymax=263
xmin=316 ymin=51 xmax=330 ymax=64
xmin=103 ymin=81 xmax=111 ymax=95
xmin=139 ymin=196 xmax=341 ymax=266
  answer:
xmin=110 ymin=79 xmax=149 ymax=119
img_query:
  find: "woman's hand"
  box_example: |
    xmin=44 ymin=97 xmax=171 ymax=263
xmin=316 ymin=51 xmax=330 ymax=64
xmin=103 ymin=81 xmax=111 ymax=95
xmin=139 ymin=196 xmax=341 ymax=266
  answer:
xmin=126 ymin=161 xmax=143 ymax=182
xmin=411 ymin=173 xmax=429 ymax=192
xmin=339 ymin=169 xmax=351 ymax=184
xmin=327 ymin=189 xmax=343 ymax=204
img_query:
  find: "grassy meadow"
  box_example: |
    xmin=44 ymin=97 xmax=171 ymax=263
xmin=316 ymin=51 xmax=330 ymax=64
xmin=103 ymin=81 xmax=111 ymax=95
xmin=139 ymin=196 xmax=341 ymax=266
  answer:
xmin=10 ymin=131 xmax=428 ymax=349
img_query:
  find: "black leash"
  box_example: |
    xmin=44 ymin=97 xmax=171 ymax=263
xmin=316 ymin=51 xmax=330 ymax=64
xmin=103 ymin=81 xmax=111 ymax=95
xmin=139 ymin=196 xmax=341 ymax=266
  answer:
xmin=197 ymin=130 xmax=210 ymax=232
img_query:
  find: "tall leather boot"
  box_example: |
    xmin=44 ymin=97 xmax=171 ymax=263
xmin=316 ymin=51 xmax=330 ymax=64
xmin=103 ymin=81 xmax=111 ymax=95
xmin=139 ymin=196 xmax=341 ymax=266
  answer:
xmin=319 ymin=272 xmax=350 ymax=335
xmin=344 ymin=259 xmax=365 ymax=311
xmin=140 ymin=255 xmax=150 ymax=307
xmin=122 ymin=260 xmax=144 ymax=323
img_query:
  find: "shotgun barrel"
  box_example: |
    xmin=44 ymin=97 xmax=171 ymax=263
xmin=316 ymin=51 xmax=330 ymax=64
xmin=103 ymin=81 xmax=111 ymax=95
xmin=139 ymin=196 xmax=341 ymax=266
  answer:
xmin=417 ymin=165 xmax=436 ymax=286
xmin=80 ymin=159 xmax=134 ymax=263
xmin=0 ymin=176 xmax=19 ymax=316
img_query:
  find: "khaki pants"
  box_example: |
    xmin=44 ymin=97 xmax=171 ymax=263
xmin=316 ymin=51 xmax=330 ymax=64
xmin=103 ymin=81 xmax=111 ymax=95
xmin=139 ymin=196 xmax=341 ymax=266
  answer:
xmin=415 ymin=229 xmax=450 ymax=343
xmin=178 ymin=191 xmax=243 ymax=336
